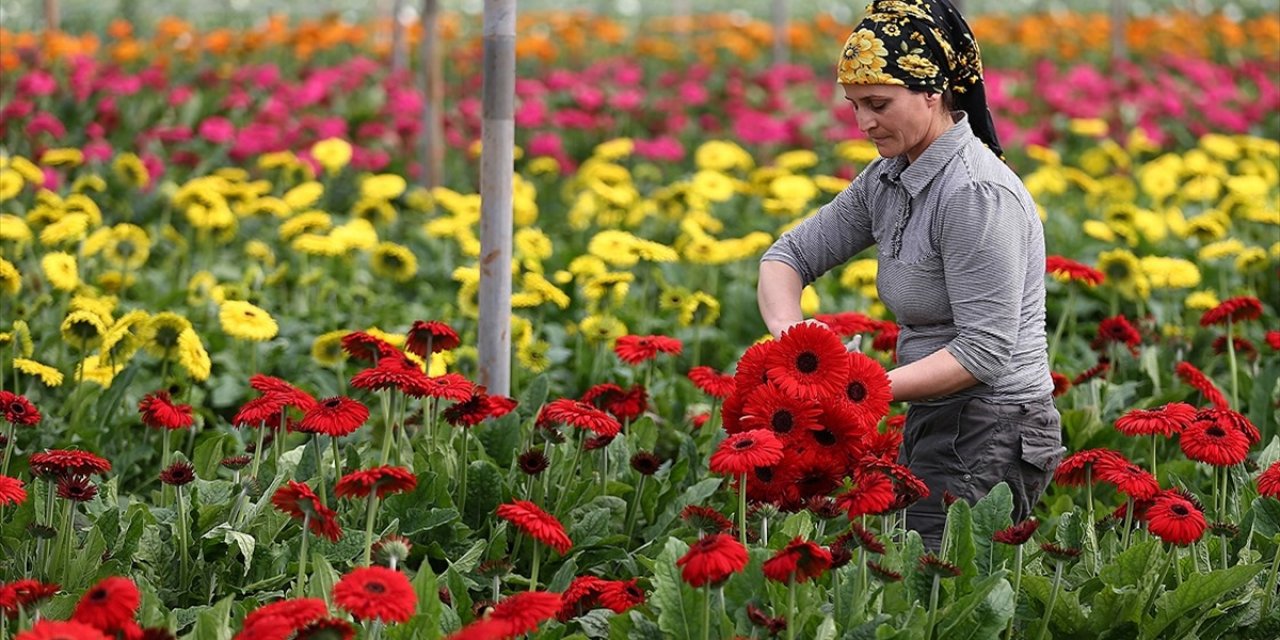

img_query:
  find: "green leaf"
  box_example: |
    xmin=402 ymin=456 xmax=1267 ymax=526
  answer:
xmin=187 ymin=595 xmax=235 ymax=640
xmin=943 ymin=499 xmax=977 ymax=591
xmin=1099 ymin=539 xmax=1161 ymax=588
xmin=1021 ymin=573 xmax=1089 ymax=636
xmin=462 ymin=460 xmax=505 ymax=528
xmin=1142 ymin=563 xmax=1263 ymax=640
xmin=402 ymin=555 xmax=444 ymax=640
xmin=307 ymin=552 xmax=341 ymax=600
xmin=548 ymin=556 xmax=579 ymax=592
xmin=936 ymin=573 xmax=1015 ymax=640
xmin=641 ymin=478 xmax=721 ymax=542
xmin=971 ymin=482 xmax=1013 ymax=575
xmin=813 ymin=616 xmax=838 ymax=640
xmin=611 ymin=610 xmax=664 ymax=640
xmin=475 ymin=411 xmax=521 ymax=469
xmin=652 ymin=537 xmax=703 ymax=640
xmin=447 ymin=539 xmax=487 ymax=574
xmin=518 ymin=373 xmax=550 ymax=417
xmin=1250 ymin=496 xmax=1280 ymax=541
xmin=192 ymin=433 xmax=230 ymax=480
xmin=202 ymin=525 xmax=256 ymax=576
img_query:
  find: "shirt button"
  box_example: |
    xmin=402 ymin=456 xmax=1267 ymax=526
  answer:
xmin=963 ymin=474 xmax=972 ymax=482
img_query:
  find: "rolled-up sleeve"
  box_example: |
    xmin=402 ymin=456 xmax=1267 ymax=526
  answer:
xmin=759 ymin=177 xmax=876 ymax=286
xmin=939 ymin=182 xmax=1030 ymax=386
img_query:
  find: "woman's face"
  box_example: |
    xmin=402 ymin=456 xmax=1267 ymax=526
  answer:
xmin=842 ymin=84 xmax=944 ymax=162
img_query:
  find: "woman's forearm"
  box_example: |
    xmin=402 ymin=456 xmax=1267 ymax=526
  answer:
xmin=887 ymin=346 xmax=979 ymax=403
xmin=757 ymin=260 xmax=807 ymax=338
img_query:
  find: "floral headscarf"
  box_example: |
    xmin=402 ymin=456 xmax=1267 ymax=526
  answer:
xmin=837 ymin=0 xmax=1002 ymax=157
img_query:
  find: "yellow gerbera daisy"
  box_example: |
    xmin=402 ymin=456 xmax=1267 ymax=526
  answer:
xmin=311 ymin=329 xmax=350 ymax=367
xmin=0 ymin=257 xmax=20 ymax=295
xmin=176 ymin=328 xmax=212 ymax=381
xmin=40 ymin=252 xmax=80 ymax=291
xmin=219 ymin=300 xmax=279 ymax=342
xmin=360 ymin=174 xmax=407 ymax=201
xmin=39 ymin=212 xmax=91 ymax=246
xmin=60 ymin=309 xmax=107 ymax=351
xmin=112 ymin=152 xmax=150 ymax=188
xmin=79 ymin=354 xmax=125 ymax=387
xmin=13 ymin=357 xmax=63 ymax=387
xmin=142 ymin=312 xmax=194 ymax=359
xmin=103 ymin=224 xmax=151 ymax=270
xmin=370 ymin=242 xmax=418 ymax=282
xmin=311 ymin=138 xmax=352 ymax=174
xmin=39 ymin=147 xmax=84 ymax=167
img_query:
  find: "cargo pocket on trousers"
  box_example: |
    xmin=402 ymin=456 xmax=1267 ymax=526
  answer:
xmin=1019 ymin=424 xmax=1064 ymax=473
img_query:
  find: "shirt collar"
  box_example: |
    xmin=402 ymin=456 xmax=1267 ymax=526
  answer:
xmin=880 ymin=112 xmax=975 ymax=198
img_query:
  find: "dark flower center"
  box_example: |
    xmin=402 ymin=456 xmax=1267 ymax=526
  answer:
xmin=813 ymin=429 xmax=836 ymax=446
xmin=89 ymin=587 xmax=108 ymax=602
xmin=847 ymin=382 xmax=867 ymax=402
xmin=771 ymin=411 xmax=794 ymax=434
xmin=1206 ymin=426 xmax=1226 ymax=438
xmin=8 ymin=402 xmax=25 ymax=415
xmin=324 ymin=398 xmax=343 ymax=409
xmin=755 ymin=467 xmax=774 ymax=482
xmin=795 ymin=352 xmax=819 ymax=374
xmin=1171 ymin=504 xmax=1189 ymax=517
xmin=732 ymin=438 xmax=755 ymax=451
xmin=365 ymin=581 xmax=387 ymax=594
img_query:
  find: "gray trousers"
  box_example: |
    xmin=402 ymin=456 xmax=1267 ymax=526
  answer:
xmin=898 ymin=396 xmax=1065 ymax=550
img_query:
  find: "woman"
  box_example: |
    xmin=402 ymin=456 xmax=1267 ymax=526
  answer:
xmin=757 ymin=0 xmax=1064 ymax=549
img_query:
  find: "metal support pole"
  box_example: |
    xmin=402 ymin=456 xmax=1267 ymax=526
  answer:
xmin=420 ymin=0 xmax=445 ymax=188
xmin=772 ymin=0 xmax=788 ymax=67
xmin=477 ymin=0 xmax=515 ymax=396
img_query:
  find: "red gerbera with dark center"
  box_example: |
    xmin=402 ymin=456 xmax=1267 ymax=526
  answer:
xmin=1053 ymin=448 xmax=1124 ymax=487
xmin=1174 ymin=361 xmax=1229 ymax=409
xmin=1046 ymin=255 xmax=1105 ymax=286
xmin=867 ymin=561 xmax=903 ymax=583
xmin=847 ymin=520 xmax=886 ymax=554
xmin=350 ymin=354 xmax=427 ymax=393
xmin=1114 ymin=402 xmax=1196 ymax=437
xmin=581 ymin=383 xmax=624 ymax=408
xmin=56 ymin=476 xmax=97 ymax=502
xmin=137 ymin=391 xmax=194 ymax=431
xmin=1095 ymin=456 xmax=1160 ymax=500
xmin=557 ymin=576 xmax=609 ymax=621
xmin=872 ymin=321 xmax=900 ymax=358
xmin=1212 ymin=336 xmax=1257 ymax=359
xmin=739 ymin=382 xmax=822 ymax=440
xmin=840 ymin=351 xmax=893 ymax=426
xmin=1179 ymin=413 xmax=1251 ymax=467
xmin=766 ymin=323 xmax=850 ymax=400
xmin=406 ymin=373 xmax=474 ymax=401
xmin=836 ymin=471 xmax=895 ymax=518
xmin=876 ymin=460 xmax=930 ymax=504
xmin=614 ymin=334 xmax=683 ymax=365
xmin=239 ymin=598 xmax=329 ymax=639
xmin=405 ymin=320 xmax=461 ymax=357
xmin=812 ymin=401 xmax=870 ymax=455
xmin=709 ymin=429 xmax=784 ymax=476
xmin=733 ymin=341 xmax=777 ymax=394
xmin=444 ymin=387 xmax=517 ymax=428
xmin=15 ymin=620 xmax=110 ymax=640
xmin=271 ymin=481 xmax=342 ymax=542
xmin=861 ymin=428 xmax=904 ymax=463
xmin=232 ymin=394 xmax=288 ymax=428
xmin=335 ymin=466 xmax=417 ymax=499
xmin=1257 ymin=461 xmax=1280 ymax=498
xmin=250 ymin=375 xmax=318 ymax=412
xmin=29 ymin=450 xmax=112 ymax=479
xmin=1200 ymin=296 xmax=1263 ymax=327
xmin=746 ymin=603 xmax=789 ymax=635
xmin=1072 ymin=359 xmax=1111 ymax=385
xmin=1093 ymin=315 xmax=1142 ymax=355
xmin=295 ymin=618 xmax=355 ymax=640
xmin=1050 ymin=372 xmax=1071 ymax=397
xmin=679 ymin=505 xmax=734 ymax=536
xmin=159 ymin=462 xmax=196 ymax=487
xmin=992 ymin=518 xmax=1040 ymax=545
xmin=1197 ymin=407 xmax=1261 ymax=445
xmin=597 ymin=579 xmax=645 ymax=614
xmin=604 ymin=385 xmax=648 ymax=422
xmin=71 ymin=577 xmax=139 ymax=634
xmin=496 ymin=500 xmax=572 ymax=554
xmin=340 ymin=331 xmax=398 ymax=363
xmin=918 ymin=554 xmax=962 ymax=578
xmin=1146 ymin=490 xmax=1207 ymax=546
xmin=675 ymin=533 xmax=749 ymax=587
xmin=815 ymin=311 xmax=881 ymax=337
xmin=487 ymin=591 xmax=563 ymax=636
xmin=540 ymin=398 xmax=620 ymax=437
xmin=687 ymin=366 xmax=736 ymax=399
xmin=762 ymin=537 xmax=833 ymax=583
xmin=0 ymin=475 xmax=27 ymax=507
xmin=1 ymin=391 xmax=42 ymax=426
xmin=298 ymin=396 xmax=369 ymax=437
xmin=781 ymin=456 xmax=847 ymax=506
xmin=332 ymin=566 xmax=417 ymax=624
xmin=1 ymin=579 xmax=59 ymax=618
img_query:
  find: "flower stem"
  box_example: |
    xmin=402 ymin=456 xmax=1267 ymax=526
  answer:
xmin=1004 ymin=544 xmax=1025 ymax=640
xmin=624 ymin=475 xmax=646 ymax=541
xmin=924 ymin=573 xmax=941 ymax=640
xmin=250 ymin=423 xmax=267 ymax=481
xmin=1048 ymin=286 xmax=1076 ymax=367
xmin=160 ymin=430 xmax=172 ymax=508
xmin=296 ymin=514 xmax=310 ymax=597
xmin=177 ymin=485 xmax=190 ymax=586
xmin=331 ymin=436 xmax=343 ymax=493
xmin=787 ymin=578 xmax=798 ymax=640
xmin=528 ymin=543 xmax=541 ymax=591
xmin=1150 ymin=434 xmax=1158 ymax=481
xmin=738 ymin=473 xmax=748 ymax=546
xmin=1121 ymin=496 xmax=1135 ymax=551
xmin=377 ymin=390 xmax=394 ymax=466
xmin=1033 ymin=560 xmax=1064 ymax=640
xmin=1261 ymin=540 xmax=1280 ymax=617
xmin=1086 ymin=467 xmax=1100 ymax=572
xmin=313 ymin=436 xmax=328 ymax=509
xmin=702 ymin=584 xmax=711 ymax=640
xmin=362 ymin=493 xmax=379 ymax=566
xmin=1226 ymin=319 xmax=1239 ymax=408
xmin=459 ymin=429 xmax=470 ymax=516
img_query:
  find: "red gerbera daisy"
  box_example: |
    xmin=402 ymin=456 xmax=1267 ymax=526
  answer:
xmin=1258 ymin=461 xmax=1280 ymax=498
xmin=867 ymin=561 xmax=903 ymax=583
xmin=839 ymin=351 xmax=892 ymax=424
xmin=1179 ymin=412 xmax=1251 ymax=467
xmin=1199 ymin=296 xmax=1263 ymax=327
xmin=249 ymin=375 xmax=318 ymax=412
xmin=487 ymin=591 xmax=563 ymax=636
xmin=679 ymin=505 xmax=734 ymax=536
xmin=605 ymin=385 xmax=648 ymax=422
xmin=815 ymin=311 xmax=881 ymax=337
xmin=992 ymin=518 xmax=1040 ymax=545
xmin=350 ymin=354 xmax=429 ymax=393
xmin=232 ymin=394 xmax=287 ymax=428
xmin=614 ymin=334 xmax=683 ymax=365
xmin=687 ymin=366 xmax=736 ymax=399
xmin=557 ymin=576 xmax=610 ymax=621
xmin=443 ymin=387 xmax=517 ymax=428
xmin=238 ymin=598 xmax=329 ymax=640
xmin=860 ymin=428 xmax=904 ymax=463
xmin=1046 ymin=255 xmax=1105 ymax=286
xmin=340 ymin=331 xmax=398 ymax=363
xmin=496 ymin=500 xmax=572 ymax=554
xmin=1050 ymin=372 xmax=1071 ymax=397
xmin=1 ymin=579 xmax=60 ymax=618
xmin=408 ymin=373 xmax=474 ymax=401
xmin=1146 ymin=490 xmax=1206 ymax=546
xmin=1266 ymin=330 xmax=1280 ymax=351
xmin=297 ymin=396 xmax=369 ymax=437
xmin=733 ymin=341 xmax=776 ymax=393
xmin=1113 ymin=402 xmax=1196 ymax=437
xmin=1093 ymin=315 xmax=1142 ymax=355
xmin=332 ymin=566 xmax=417 ymax=623
xmin=597 ymin=579 xmax=645 ymax=614
xmin=765 ymin=323 xmax=850 ymax=400
xmin=1072 ymin=359 xmax=1111 ymax=385
xmin=738 ymin=381 xmax=822 ymax=439
xmin=16 ymin=620 xmax=110 ymax=640
xmin=28 ymin=450 xmax=112 ymax=479
xmin=675 ymin=533 xmax=749 ymax=587
xmin=71 ymin=577 xmax=139 ymax=634
xmin=875 ymin=460 xmax=931 ymax=504
xmin=0 ymin=391 xmax=41 ymax=426
xmin=295 ymin=618 xmax=354 ymax=640
xmin=271 ymin=481 xmax=342 ymax=542
xmin=1174 ymin=361 xmax=1229 ymax=409
xmin=709 ymin=429 xmax=784 ymax=476
xmin=540 ymin=398 xmax=620 ymax=437
xmin=1053 ymin=448 xmax=1125 ymax=487
xmin=0 ymin=475 xmax=26 ymax=506
xmin=1095 ymin=456 xmax=1160 ymax=500
xmin=835 ymin=471 xmax=895 ymax=518
xmin=405 ymin=320 xmax=461 ymax=357
xmin=762 ymin=537 xmax=832 ymax=583
xmin=1212 ymin=336 xmax=1257 ymax=359
xmin=335 ymin=466 xmax=417 ymax=499
xmin=871 ymin=321 xmax=900 ymax=358
xmin=159 ymin=462 xmax=196 ymax=487
xmin=1196 ymin=407 xmax=1261 ymax=445
xmin=136 ymin=391 xmax=194 ymax=431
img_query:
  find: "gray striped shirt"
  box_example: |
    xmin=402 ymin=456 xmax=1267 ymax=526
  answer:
xmin=761 ymin=114 xmax=1053 ymax=404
